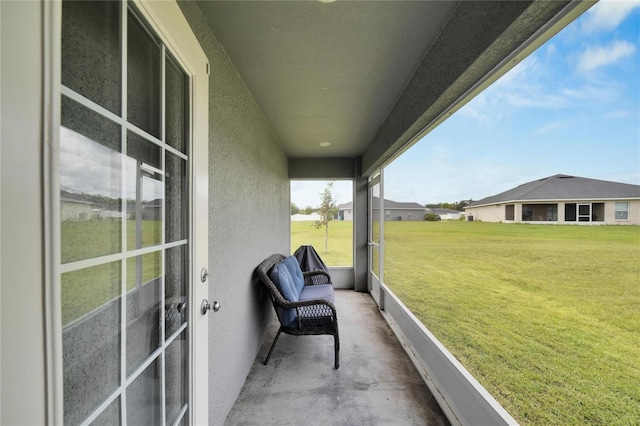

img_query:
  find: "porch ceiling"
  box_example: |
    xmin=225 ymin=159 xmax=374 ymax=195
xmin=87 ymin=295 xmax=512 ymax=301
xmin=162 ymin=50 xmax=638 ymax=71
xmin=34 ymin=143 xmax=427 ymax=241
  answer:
xmin=196 ymin=0 xmax=585 ymax=174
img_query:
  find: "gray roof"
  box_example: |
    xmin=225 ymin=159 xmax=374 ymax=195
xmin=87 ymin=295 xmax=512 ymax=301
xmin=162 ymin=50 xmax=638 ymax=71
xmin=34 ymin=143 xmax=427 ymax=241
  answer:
xmin=338 ymin=197 xmax=425 ymax=210
xmin=467 ymin=174 xmax=640 ymax=208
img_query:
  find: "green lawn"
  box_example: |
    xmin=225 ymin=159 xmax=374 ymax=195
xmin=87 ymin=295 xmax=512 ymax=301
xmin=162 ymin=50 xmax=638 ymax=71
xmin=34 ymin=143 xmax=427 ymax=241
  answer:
xmin=61 ymin=219 xmax=163 ymax=325
xmin=290 ymin=220 xmax=353 ymax=266
xmin=292 ymin=220 xmax=640 ymax=425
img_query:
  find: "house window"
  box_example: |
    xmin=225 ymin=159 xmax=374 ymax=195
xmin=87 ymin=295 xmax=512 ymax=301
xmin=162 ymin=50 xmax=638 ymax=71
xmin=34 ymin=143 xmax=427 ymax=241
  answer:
xmin=615 ymin=202 xmax=629 ymax=220
xmin=522 ymin=204 xmax=557 ymax=221
xmin=565 ymin=203 xmax=577 ymax=221
xmin=505 ymin=204 xmax=515 ymax=221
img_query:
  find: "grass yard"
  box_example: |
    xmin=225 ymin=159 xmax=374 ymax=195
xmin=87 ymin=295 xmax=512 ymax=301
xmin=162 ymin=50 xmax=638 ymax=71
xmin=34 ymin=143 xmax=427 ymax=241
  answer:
xmin=290 ymin=220 xmax=353 ymax=266
xmin=292 ymin=220 xmax=640 ymax=425
xmin=61 ymin=219 xmax=163 ymax=325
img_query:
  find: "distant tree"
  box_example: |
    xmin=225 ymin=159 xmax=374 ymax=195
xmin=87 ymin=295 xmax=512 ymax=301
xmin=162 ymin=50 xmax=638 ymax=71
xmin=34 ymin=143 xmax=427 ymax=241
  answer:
xmin=291 ymin=202 xmax=300 ymax=215
xmin=425 ymin=199 xmax=474 ymax=212
xmin=314 ymin=182 xmax=337 ymax=254
xmin=425 ymin=212 xmax=440 ymax=221
xmin=455 ymin=199 xmax=474 ymax=211
xmin=303 ymin=206 xmax=315 ymax=215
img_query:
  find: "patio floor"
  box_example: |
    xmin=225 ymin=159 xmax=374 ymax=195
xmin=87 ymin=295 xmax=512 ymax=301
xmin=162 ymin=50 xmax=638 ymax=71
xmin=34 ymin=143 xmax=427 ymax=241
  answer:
xmin=225 ymin=290 xmax=450 ymax=426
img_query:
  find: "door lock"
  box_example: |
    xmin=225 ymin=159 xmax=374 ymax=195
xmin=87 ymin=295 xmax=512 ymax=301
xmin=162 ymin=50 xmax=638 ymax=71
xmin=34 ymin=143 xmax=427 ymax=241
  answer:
xmin=201 ymin=299 xmax=221 ymax=315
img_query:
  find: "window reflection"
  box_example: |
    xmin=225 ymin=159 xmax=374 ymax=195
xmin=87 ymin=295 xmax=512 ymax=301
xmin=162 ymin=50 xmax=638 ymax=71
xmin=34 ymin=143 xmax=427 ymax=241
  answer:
xmin=126 ymin=132 xmax=163 ymax=250
xmin=60 ymin=96 xmax=123 ymax=263
xmin=128 ymin=11 xmax=161 ymax=138
xmin=126 ymin=252 xmax=162 ymax=376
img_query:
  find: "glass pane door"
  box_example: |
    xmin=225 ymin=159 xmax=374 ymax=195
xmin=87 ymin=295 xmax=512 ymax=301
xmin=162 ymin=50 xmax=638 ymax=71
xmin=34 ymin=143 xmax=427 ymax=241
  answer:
xmin=578 ymin=204 xmax=591 ymax=222
xmin=60 ymin=2 xmax=191 ymax=424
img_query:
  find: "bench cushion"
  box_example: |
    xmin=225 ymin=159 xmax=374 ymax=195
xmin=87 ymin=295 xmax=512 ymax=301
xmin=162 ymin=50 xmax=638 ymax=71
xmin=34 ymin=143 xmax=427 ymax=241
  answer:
xmin=269 ymin=261 xmax=299 ymax=327
xmin=299 ymin=284 xmax=334 ymax=304
xmin=282 ymin=256 xmax=305 ymax=296
xmin=270 ymin=260 xmax=299 ymax=302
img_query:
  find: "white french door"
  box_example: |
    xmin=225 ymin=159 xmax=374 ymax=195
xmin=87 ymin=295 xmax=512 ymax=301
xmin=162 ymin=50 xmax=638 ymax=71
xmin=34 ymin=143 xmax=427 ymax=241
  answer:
xmin=54 ymin=1 xmax=209 ymax=424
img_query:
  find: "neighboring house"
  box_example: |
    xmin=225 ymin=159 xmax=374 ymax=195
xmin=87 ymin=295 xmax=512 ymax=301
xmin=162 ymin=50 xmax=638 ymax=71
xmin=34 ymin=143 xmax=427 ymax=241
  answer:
xmin=291 ymin=212 xmax=321 ymax=222
xmin=464 ymin=174 xmax=640 ymax=225
xmin=339 ymin=197 xmax=426 ymax=221
xmin=60 ymin=198 xmax=99 ymax=221
xmin=427 ymin=208 xmax=464 ymax=221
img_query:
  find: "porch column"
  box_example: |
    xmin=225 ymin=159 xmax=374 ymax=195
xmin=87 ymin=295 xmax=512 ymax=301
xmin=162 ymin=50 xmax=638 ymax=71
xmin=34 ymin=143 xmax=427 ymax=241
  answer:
xmin=353 ymin=158 xmax=368 ymax=292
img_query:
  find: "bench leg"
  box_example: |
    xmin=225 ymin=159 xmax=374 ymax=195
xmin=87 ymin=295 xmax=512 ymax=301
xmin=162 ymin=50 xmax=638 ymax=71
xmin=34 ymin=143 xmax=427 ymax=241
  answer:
xmin=263 ymin=327 xmax=283 ymax=366
xmin=334 ymin=332 xmax=340 ymax=369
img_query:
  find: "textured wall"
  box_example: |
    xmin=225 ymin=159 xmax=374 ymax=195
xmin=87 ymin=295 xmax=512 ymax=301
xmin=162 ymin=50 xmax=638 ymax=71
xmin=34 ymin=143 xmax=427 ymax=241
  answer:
xmin=178 ymin=2 xmax=290 ymax=423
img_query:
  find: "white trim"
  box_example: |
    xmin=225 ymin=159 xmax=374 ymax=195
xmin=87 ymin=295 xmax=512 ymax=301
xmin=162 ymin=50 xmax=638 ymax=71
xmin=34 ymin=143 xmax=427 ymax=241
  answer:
xmin=60 ymin=85 xmax=188 ymax=162
xmin=60 ymin=240 xmax=187 ymax=274
xmin=119 ymin=2 xmax=129 ymax=421
xmin=132 ymin=2 xmax=210 ymax=424
xmin=172 ymin=405 xmax=188 ymax=426
xmin=43 ymin=1 xmax=64 ymax=424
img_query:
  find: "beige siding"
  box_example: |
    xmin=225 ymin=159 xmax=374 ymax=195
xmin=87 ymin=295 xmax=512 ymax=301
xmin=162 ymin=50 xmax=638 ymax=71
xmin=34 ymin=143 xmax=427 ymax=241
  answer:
xmin=466 ymin=200 xmax=640 ymax=225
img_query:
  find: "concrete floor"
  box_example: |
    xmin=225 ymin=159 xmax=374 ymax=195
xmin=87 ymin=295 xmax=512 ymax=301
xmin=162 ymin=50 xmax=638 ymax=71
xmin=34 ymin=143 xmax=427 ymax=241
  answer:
xmin=225 ymin=290 xmax=450 ymax=426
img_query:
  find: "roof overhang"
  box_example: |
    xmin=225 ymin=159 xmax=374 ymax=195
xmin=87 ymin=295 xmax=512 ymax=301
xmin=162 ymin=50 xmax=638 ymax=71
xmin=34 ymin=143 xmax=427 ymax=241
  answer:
xmin=196 ymin=0 xmax=594 ymax=178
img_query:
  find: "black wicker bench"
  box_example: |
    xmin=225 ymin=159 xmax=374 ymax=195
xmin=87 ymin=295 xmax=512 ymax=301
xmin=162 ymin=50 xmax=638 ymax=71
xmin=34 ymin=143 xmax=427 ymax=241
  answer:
xmin=256 ymin=254 xmax=339 ymax=369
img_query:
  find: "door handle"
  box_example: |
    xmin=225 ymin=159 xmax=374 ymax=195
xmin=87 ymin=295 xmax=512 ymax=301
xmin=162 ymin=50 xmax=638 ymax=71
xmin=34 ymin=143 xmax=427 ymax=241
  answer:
xmin=201 ymin=299 xmax=221 ymax=315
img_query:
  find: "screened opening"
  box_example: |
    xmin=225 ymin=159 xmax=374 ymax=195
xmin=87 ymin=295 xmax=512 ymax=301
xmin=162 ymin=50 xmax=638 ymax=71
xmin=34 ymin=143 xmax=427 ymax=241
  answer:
xmin=592 ymin=203 xmax=605 ymax=222
xmin=370 ymin=3 xmax=639 ymax=424
xmin=290 ymin=180 xmax=353 ymax=266
xmin=522 ymin=204 xmax=558 ymax=222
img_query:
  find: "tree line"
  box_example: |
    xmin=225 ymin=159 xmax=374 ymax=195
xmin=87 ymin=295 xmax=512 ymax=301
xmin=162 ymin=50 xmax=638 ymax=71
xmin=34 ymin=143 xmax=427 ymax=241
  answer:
xmin=425 ymin=199 xmax=474 ymax=212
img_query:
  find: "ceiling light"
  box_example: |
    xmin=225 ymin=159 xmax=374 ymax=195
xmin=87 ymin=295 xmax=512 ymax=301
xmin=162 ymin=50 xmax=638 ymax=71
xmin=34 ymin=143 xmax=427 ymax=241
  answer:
xmin=318 ymin=0 xmax=337 ymax=3
xmin=319 ymin=141 xmax=331 ymax=147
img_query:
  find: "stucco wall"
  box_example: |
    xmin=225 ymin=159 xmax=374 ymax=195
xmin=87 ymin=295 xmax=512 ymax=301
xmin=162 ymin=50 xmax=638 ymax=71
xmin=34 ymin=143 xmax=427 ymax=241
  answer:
xmin=178 ymin=2 xmax=290 ymax=423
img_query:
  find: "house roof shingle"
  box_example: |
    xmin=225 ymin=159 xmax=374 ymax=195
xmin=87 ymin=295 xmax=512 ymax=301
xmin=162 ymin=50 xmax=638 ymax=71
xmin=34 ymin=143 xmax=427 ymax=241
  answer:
xmin=467 ymin=174 xmax=640 ymax=208
xmin=338 ymin=197 xmax=425 ymax=210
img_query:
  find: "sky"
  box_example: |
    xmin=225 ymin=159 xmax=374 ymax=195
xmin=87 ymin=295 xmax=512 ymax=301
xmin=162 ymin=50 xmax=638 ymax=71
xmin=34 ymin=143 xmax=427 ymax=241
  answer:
xmin=291 ymin=0 xmax=640 ymax=208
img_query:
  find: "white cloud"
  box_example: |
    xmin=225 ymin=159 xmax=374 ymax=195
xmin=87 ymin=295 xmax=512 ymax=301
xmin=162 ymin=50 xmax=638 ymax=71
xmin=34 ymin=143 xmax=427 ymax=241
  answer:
xmin=535 ymin=121 xmax=568 ymax=134
xmin=458 ymin=56 xmax=569 ymax=126
xmin=577 ymin=40 xmax=637 ymax=72
xmin=290 ymin=180 xmax=352 ymax=209
xmin=605 ymin=109 xmax=634 ymax=118
xmin=581 ymin=0 xmax=640 ymax=33
xmin=60 ymin=127 xmax=122 ymax=199
xmin=60 ymin=127 xmax=163 ymax=201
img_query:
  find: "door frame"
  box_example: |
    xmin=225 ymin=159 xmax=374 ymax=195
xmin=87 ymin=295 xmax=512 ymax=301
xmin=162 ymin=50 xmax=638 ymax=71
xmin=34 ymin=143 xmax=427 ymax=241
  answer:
xmin=43 ymin=1 xmax=210 ymax=424
xmin=367 ymin=172 xmax=383 ymax=308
